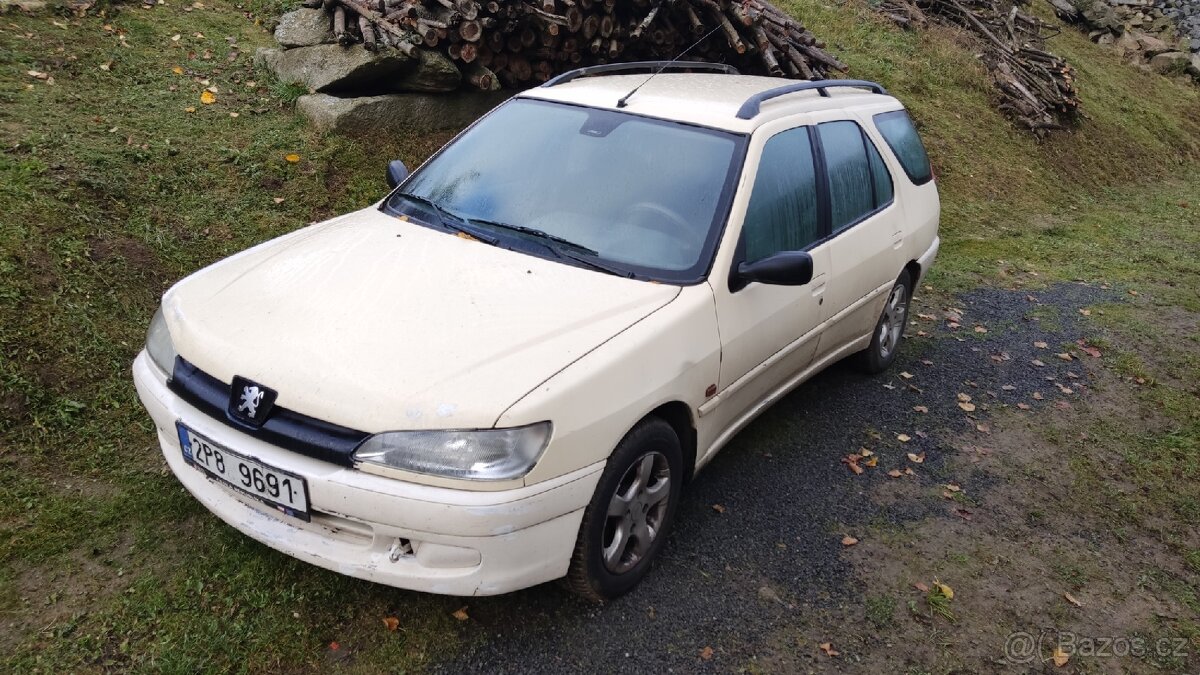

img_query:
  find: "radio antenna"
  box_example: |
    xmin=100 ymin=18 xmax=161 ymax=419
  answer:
xmin=616 ymin=25 xmax=724 ymax=109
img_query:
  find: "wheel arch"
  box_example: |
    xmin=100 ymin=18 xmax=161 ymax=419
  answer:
xmin=645 ymin=401 xmax=698 ymax=484
xmin=903 ymin=259 xmax=921 ymax=287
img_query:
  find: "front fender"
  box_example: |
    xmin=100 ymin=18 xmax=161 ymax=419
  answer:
xmin=499 ymin=284 xmax=721 ymax=486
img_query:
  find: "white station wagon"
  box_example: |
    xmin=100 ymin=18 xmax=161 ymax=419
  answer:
xmin=133 ymin=63 xmax=939 ymax=601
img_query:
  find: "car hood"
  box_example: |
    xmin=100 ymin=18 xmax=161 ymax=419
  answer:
xmin=163 ymin=208 xmax=679 ymax=432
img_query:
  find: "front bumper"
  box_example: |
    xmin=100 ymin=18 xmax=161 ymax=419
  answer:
xmin=132 ymin=351 xmax=601 ymax=596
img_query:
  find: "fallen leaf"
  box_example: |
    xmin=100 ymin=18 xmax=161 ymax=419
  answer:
xmin=1055 ymin=400 xmax=1072 ymax=409
xmin=913 ymin=405 xmax=928 ymax=414
xmin=921 ymin=359 xmax=934 ymax=366
xmin=1055 ymin=352 xmax=1073 ymax=361
xmin=1079 ymin=308 xmax=1091 ymax=316
xmin=700 ymin=646 xmax=714 ymax=661
xmin=99 ymin=60 xmax=113 ymax=71
xmin=27 ymin=70 xmax=49 ymax=80
xmin=1052 ymin=647 xmax=1069 ymax=667
xmin=841 ymin=535 xmax=858 ymax=547
xmin=917 ymin=313 xmax=936 ymax=320
xmin=947 ymin=321 xmax=960 ymax=329
xmin=887 ymin=469 xmax=902 ymax=478
xmin=904 ymin=467 xmax=914 ymax=475
xmin=957 ymin=393 xmax=972 ymax=402
xmin=976 ymin=423 xmax=990 ymax=434
xmin=1032 ymin=392 xmax=1044 ymax=400
xmin=958 ymin=401 xmax=976 ymax=412
xmin=914 ymin=581 xmax=930 ymax=592
xmin=171 ymin=33 xmax=181 ymax=41
xmin=329 ymin=641 xmax=340 ymax=651
xmin=1076 ymin=340 xmax=1102 ymax=358
xmin=229 ymin=111 xmax=239 ymax=118
xmin=1026 ymin=294 xmax=1038 ymax=302
xmin=172 ymin=65 xmax=183 ymax=74
xmin=934 ymin=581 xmax=954 ymax=600
xmin=860 ymin=448 xmax=874 ymax=457
xmin=942 ymin=490 xmax=955 ymax=499
xmin=1128 ymin=289 xmax=1138 ymax=296
xmin=818 ymin=642 xmax=839 ymax=657
xmin=1031 ymin=359 xmax=1045 ymax=367
xmin=974 ymin=325 xmax=987 ymax=333
xmin=896 ymin=433 xmax=911 ymax=443
xmin=1001 ymin=384 xmax=1016 ymax=391
xmin=1063 ymin=592 xmax=1083 ymax=607
xmin=944 ymin=483 xmax=961 ymax=492
xmin=184 ymin=106 xmax=196 ymax=113
xmin=1017 ymin=402 xmax=1031 ymax=410
xmin=1034 ymin=340 xmax=1048 ymax=349
xmin=451 ymin=606 xmax=469 ymax=621
xmin=199 ymin=90 xmax=216 ymax=104
xmin=907 ymin=452 xmax=925 ymax=464
xmin=382 ymin=616 xmax=399 ymax=631
xmin=285 ymin=153 xmax=301 ymax=163
xmin=863 ymin=455 xmax=878 ymax=468
xmin=712 ymin=504 xmax=726 ymax=513
xmin=900 ymin=371 xmax=914 ymax=379
xmin=272 ymin=197 xmax=284 ymax=204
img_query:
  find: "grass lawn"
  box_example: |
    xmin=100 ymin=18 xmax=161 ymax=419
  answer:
xmin=0 ymin=0 xmax=1197 ymax=671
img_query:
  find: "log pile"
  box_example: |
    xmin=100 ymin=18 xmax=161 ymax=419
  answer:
xmin=874 ymin=0 xmax=1080 ymax=133
xmin=301 ymin=0 xmax=848 ymax=88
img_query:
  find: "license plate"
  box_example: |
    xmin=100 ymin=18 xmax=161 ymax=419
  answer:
xmin=176 ymin=422 xmax=310 ymax=521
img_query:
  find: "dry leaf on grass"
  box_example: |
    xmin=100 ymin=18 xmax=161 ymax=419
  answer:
xmin=452 ymin=606 xmax=470 ymax=621
xmin=958 ymin=401 xmax=976 ymax=412
xmin=1032 ymin=392 xmax=1044 ymax=400
xmin=382 ymin=616 xmax=399 ymax=631
xmin=699 ymin=646 xmax=714 ymax=661
xmin=841 ymin=455 xmax=864 ymax=475
xmin=974 ymin=325 xmax=987 ymax=333
xmin=1052 ymin=647 xmax=1069 ymax=667
xmin=1031 ymin=359 xmax=1046 ymax=367
xmin=1063 ymin=592 xmax=1083 ymax=607
xmin=1055 ymin=352 xmax=1073 ymax=361
xmin=199 ymin=90 xmax=216 ymax=104
xmin=887 ymin=469 xmax=902 ymax=478
xmin=897 ymin=433 xmax=911 ymax=442
xmin=841 ymin=535 xmax=858 ymax=547
xmin=1034 ymin=340 xmax=1048 ymax=348
xmin=907 ymin=452 xmax=925 ymax=464
xmin=900 ymin=371 xmax=914 ymax=379
xmin=914 ymin=581 xmax=930 ymax=592
xmin=285 ymin=153 xmax=301 ymax=163
xmin=818 ymin=643 xmax=839 ymax=657
xmin=957 ymin=393 xmax=972 ymax=402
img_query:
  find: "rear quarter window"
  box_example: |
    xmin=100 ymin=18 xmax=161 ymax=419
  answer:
xmin=873 ymin=110 xmax=933 ymax=185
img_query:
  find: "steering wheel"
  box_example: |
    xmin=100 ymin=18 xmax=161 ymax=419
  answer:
xmin=622 ymin=202 xmax=692 ymax=240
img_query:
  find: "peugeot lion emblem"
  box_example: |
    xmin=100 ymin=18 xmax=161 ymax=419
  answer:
xmin=229 ymin=376 xmax=278 ymax=427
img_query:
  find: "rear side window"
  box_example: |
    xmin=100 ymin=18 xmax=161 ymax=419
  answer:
xmin=866 ymin=137 xmax=894 ymax=207
xmin=817 ymin=121 xmax=874 ymax=232
xmin=742 ymin=127 xmax=821 ymax=263
xmin=873 ymin=110 xmax=932 ymax=184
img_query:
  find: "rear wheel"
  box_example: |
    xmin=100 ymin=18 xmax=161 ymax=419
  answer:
xmin=857 ymin=270 xmax=912 ymax=374
xmin=563 ymin=417 xmax=682 ymax=602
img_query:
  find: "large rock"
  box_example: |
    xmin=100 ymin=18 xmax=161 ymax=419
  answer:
xmin=392 ymin=49 xmax=462 ymax=92
xmin=297 ymin=91 xmax=510 ymax=135
xmin=259 ymin=44 xmax=413 ymax=93
xmin=274 ymin=8 xmax=335 ymax=48
xmin=1081 ymin=1 xmax=1120 ymax=31
xmin=1134 ymin=30 xmax=1172 ymax=55
xmin=1150 ymin=50 xmax=1190 ymax=72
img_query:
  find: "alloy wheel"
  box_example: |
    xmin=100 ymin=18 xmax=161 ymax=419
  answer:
xmin=602 ymin=451 xmax=671 ymax=574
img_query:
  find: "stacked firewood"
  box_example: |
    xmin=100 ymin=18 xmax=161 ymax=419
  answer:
xmin=303 ymin=0 xmax=847 ymax=88
xmin=874 ymin=0 xmax=1079 ymax=132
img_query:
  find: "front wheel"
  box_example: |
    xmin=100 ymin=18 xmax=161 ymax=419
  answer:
xmin=857 ymin=270 xmax=912 ymax=374
xmin=563 ymin=417 xmax=683 ymax=602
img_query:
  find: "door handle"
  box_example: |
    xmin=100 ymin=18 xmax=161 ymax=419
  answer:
xmin=810 ymin=281 xmax=826 ymax=296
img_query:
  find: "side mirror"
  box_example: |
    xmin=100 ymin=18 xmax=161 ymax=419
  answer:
xmin=386 ymin=160 xmax=409 ymax=189
xmin=732 ymin=251 xmax=814 ymax=291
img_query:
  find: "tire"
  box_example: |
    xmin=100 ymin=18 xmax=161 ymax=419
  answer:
xmin=562 ymin=417 xmax=683 ymax=602
xmin=857 ymin=270 xmax=913 ymax=374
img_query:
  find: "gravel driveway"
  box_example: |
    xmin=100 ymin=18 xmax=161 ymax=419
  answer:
xmin=429 ymin=283 xmax=1115 ymax=673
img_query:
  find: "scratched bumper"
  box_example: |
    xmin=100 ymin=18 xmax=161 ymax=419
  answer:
xmin=132 ymin=351 xmax=600 ymax=596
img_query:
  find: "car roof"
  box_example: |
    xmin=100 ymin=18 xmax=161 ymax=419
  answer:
xmin=518 ymin=73 xmax=904 ymax=134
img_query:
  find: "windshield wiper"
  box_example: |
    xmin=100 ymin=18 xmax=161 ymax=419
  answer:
xmin=465 ymin=218 xmax=598 ymax=255
xmin=553 ymin=248 xmax=636 ymax=279
xmin=394 ymin=193 xmax=500 ymax=245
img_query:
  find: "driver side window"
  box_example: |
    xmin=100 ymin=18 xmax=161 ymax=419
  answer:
xmin=742 ymin=127 xmax=820 ymax=263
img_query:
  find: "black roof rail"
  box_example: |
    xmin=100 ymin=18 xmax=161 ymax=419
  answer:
xmin=735 ymin=79 xmax=890 ymax=119
xmin=541 ymin=61 xmax=740 ymax=88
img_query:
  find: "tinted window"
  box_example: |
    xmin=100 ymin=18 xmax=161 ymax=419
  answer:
xmin=818 ymin=121 xmax=873 ymax=232
xmin=866 ymin=135 xmax=894 ymax=207
xmin=742 ymin=127 xmax=820 ymax=263
xmin=873 ymin=110 xmax=932 ymax=184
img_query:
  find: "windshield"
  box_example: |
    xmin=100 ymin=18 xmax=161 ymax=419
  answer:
xmin=382 ymin=98 xmax=744 ymax=282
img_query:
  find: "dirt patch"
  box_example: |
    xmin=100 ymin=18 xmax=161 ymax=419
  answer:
xmin=85 ymin=234 xmax=166 ymax=283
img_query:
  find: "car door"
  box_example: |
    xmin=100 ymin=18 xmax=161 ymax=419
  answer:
xmin=699 ymin=122 xmax=832 ymax=451
xmin=808 ymin=116 xmax=905 ymax=358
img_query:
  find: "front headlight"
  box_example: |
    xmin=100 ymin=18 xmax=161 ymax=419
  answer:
xmin=352 ymin=422 xmax=552 ymax=481
xmin=146 ymin=306 xmax=178 ymax=376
